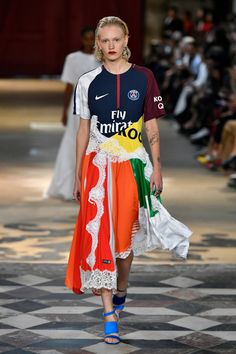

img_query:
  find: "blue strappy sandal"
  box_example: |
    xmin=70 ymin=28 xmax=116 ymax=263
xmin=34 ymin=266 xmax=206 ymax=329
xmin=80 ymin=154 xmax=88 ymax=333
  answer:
xmin=103 ymin=309 xmax=120 ymax=345
xmin=113 ymin=288 xmax=127 ymax=317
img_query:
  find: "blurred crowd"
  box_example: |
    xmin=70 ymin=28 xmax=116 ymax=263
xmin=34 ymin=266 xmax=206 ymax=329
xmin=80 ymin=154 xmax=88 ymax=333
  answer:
xmin=146 ymin=6 xmax=236 ymax=190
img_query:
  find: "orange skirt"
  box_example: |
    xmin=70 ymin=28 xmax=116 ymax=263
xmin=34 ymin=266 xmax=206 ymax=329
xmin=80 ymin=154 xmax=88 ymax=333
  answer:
xmin=65 ymin=150 xmax=192 ymax=294
xmin=65 ymin=152 xmax=139 ymax=294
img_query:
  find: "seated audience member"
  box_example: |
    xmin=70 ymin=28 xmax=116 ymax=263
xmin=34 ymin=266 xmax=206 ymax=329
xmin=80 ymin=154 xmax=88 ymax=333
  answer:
xmin=196 ymin=94 xmax=236 ymax=169
xmin=173 ymin=38 xmax=208 ymax=126
xmin=163 ymin=6 xmax=183 ymax=39
xmin=187 ymin=62 xmax=231 ymax=143
xmin=182 ymin=10 xmax=193 ymax=36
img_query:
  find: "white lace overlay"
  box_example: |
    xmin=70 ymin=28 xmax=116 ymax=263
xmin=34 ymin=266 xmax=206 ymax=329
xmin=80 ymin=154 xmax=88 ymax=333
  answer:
xmin=84 ymin=116 xmax=192 ymax=268
xmin=86 ymin=152 xmax=106 ymax=269
xmin=80 ymin=268 xmax=117 ymax=292
xmin=86 ymin=116 xmax=104 ymax=154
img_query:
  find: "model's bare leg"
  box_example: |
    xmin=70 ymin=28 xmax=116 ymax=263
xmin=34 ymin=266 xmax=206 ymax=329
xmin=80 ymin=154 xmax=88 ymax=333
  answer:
xmin=116 ymin=251 xmax=133 ymax=302
xmin=116 ymin=251 xmax=133 ymax=289
xmin=101 ymin=288 xmax=119 ymax=344
xmin=93 ymin=251 xmax=133 ymax=298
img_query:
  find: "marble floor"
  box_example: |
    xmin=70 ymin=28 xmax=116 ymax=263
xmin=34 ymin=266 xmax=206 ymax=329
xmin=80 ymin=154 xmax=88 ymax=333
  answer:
xmin=0 ymin=79 xmax=236 ymax=353
xmin=0 ymin=264 xmax=236 ymax=354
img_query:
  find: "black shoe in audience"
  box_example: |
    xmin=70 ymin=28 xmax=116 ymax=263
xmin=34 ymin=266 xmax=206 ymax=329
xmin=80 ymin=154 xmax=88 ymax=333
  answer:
xmin=221 ymin=155 xmax=236 ymax=171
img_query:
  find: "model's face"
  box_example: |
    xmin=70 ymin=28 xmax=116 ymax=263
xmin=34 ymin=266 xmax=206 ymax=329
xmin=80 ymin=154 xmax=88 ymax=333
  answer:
xmin=97 ymin=25 xmax=128 ymax=62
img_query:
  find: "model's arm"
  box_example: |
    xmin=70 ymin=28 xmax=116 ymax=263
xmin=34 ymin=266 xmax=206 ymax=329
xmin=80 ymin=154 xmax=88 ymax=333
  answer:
xmin=144 ymin=118 xmax=163 ymax=195
xmin=61 ymin=83 xmax=74 ymax=126
xmin=73 ymin=118 xmax=90 ymax=202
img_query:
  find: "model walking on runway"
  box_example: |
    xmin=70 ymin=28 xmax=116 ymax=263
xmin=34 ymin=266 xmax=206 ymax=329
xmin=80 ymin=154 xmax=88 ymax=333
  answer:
xmin=65 ymin=16 xmax=192 ymax=344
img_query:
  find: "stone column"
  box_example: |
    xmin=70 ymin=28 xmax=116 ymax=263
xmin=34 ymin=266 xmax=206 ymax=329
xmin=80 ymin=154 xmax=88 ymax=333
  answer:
xmin=233 ymin=0 xmax=236 ymax=13
xmin=143 ymin=0 xmax=166 ymax=58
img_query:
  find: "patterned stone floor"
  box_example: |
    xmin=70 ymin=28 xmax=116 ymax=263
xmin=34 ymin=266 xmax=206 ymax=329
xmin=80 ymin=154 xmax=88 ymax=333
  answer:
xmin=0 ymin=263 xmax=235 ymax=353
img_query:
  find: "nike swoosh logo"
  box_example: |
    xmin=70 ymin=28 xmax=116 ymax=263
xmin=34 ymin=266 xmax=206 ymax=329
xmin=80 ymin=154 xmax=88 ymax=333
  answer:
xmin=95 ymin=93 xmax=109 ymax=100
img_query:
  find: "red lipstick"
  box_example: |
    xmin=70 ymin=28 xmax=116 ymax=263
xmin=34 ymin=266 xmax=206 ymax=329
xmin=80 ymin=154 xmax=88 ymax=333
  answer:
xmin=108 ymin=51 xmax=116 ymax=54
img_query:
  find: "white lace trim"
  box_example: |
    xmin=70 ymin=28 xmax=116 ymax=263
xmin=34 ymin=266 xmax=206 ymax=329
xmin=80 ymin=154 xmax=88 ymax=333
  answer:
xmin=86 ymin=116 xmax=104 ymax=154
xmin=115 ymin=249 xmax=132 ymax=259
xmin=80 ymin=268 xmax=117 ymax=293
xmin=86 ymin=152 xmax=106 ymax=269
xmin=150 ymin=194 xmax=159 ymax=212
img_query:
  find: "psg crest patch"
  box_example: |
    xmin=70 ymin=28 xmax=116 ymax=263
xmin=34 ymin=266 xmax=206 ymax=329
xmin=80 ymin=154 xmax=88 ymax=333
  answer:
xmin=128 ymin=89 xmax=140 ymax=101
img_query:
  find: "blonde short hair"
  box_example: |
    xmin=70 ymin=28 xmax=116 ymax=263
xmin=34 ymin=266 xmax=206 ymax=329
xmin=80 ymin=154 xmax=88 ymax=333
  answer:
xmin=94 ymin=16 xmax=131 ymax=62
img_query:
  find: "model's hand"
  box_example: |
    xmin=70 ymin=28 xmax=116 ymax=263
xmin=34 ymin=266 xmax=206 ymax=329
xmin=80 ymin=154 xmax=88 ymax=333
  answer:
xmin=61 ymin=112 xmax=68 ymax=126
xmin=150 ymin=168 xmax=163 ymax=196
xmin=73 ymin=177 xmax=81 ymax=203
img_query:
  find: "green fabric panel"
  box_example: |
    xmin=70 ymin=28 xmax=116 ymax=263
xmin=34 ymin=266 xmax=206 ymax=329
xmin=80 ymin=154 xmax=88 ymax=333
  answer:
xmin=130 ymin=158 xmax=160 ymax=217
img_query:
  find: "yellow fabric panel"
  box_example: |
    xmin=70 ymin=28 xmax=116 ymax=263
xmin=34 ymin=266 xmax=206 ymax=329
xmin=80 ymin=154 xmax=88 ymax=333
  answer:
xmin=100 ymin=116 xmax=143 ymax=154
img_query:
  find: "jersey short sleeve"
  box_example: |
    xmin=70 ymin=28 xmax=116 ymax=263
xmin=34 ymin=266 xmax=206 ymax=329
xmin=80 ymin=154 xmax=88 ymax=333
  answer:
xmin=73 ymin=76 xmax=91 ymax=119
xmin=143 ymin=69 xmax=165 ymax=122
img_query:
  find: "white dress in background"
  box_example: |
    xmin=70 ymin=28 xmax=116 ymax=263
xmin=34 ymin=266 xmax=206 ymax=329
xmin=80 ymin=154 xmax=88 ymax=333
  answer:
xmin=45 ymin=51 xmax=99 ymax=200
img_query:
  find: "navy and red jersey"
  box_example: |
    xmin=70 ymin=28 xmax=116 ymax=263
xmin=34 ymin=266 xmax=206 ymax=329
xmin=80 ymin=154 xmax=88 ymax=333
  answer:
xmin=74 ymin=64 xmax=165 ymax=138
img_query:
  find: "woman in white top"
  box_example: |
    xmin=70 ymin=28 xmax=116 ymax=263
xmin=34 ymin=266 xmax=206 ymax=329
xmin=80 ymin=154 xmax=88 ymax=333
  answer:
xmin=46 ymin=27 xmax=99 ymax=200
